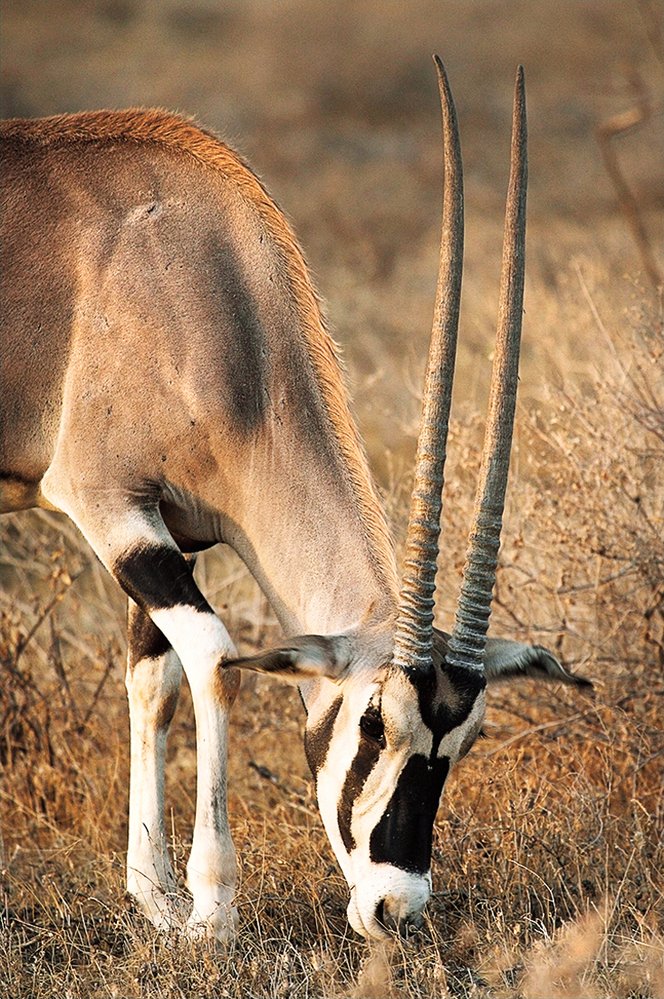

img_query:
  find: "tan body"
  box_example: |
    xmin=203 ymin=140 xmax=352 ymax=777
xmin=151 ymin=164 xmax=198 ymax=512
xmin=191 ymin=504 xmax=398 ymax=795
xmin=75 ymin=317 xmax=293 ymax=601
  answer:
xmin=1 ymin=111 xmax=396 ymax=635
xmin=1 ymin=73 xmax=589 ymax=944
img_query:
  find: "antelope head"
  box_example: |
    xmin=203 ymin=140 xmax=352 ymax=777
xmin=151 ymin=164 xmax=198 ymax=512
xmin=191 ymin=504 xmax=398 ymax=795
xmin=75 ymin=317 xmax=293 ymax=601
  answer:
xmin=229 ymin=59 xmax=589 ymax=940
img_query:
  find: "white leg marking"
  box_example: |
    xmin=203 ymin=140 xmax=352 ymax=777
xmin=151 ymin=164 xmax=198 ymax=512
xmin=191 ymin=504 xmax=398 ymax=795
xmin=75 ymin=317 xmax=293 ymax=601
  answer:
xmin=151 ymin=605 xmax=240 ymax=944
xmin=151 ymin=606 xmax=236 ymax=692
xmin=125 ymin=648 xmax=186 ymax=931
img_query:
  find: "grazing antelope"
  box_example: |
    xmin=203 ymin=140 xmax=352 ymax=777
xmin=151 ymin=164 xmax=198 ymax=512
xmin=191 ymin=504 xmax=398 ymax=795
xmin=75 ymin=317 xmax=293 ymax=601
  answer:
xmin=0 ymin=59 xmax=589 ymax=943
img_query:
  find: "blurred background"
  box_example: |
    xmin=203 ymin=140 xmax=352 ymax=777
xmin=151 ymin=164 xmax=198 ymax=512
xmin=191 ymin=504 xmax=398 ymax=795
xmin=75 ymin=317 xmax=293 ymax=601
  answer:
xmin=1 ymin=4 xmax=663 ymax=995
xmin=3 ymin=0 xmax=662 ymax=453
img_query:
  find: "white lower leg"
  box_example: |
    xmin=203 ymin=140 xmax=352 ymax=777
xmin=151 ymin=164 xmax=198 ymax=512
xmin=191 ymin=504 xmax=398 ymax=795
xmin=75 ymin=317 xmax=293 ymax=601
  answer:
xmin=151 ymin=605 xmax=240 ymax=944
xmin=126 ymin=648 xmax=185 ymax=930
xmin=184 ymin=693 xmax=238 ymax=942
xmin=46 ymin=510 xmax=241 ymax=940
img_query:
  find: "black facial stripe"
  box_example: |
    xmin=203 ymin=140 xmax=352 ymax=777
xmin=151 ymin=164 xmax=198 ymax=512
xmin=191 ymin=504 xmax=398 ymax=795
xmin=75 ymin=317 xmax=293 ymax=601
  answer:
xmin=304 ymin=696 xmax=342 ymax=776
xmin=337 ymin=734 xmax=383 ymax=853
xmin=370 ymin=754 xmax=450 ymax=874
xmin=114 ymin=544 xmax=212 ymax=614
xmin=403 ymin=629 xmax=486 ymax=741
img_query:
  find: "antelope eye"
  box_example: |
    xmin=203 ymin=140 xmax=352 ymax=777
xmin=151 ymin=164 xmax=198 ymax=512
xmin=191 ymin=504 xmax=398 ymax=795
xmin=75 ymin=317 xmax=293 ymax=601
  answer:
xmin=360 ymin=710 xmax=385 ymax=744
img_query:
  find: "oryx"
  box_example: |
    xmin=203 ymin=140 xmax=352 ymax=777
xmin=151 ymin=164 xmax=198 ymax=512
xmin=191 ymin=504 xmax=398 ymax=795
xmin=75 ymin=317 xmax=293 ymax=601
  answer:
xmin=0 ymin=59 xmax=589 ymax=943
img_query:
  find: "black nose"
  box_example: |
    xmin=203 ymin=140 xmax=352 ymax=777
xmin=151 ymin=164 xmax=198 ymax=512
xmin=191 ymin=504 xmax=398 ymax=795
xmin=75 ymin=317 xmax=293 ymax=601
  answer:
xmin=375 ymin=897 xmax=424 ymax=938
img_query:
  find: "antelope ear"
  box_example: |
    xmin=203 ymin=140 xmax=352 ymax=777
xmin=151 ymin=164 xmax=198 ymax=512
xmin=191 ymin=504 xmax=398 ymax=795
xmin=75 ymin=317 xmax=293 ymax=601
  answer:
xmin=484 ymin=638 xmax=593 ymax=690
xmin=226 ymin=634 xmax=352 ymax=682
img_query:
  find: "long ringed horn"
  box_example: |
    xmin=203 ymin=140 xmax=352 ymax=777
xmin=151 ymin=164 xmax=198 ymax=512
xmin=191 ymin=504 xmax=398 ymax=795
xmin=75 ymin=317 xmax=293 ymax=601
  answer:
xmin=446 ymin=66 xmax=528 ymax=672
xmin=392 ymin=56 xmax=464 ymax=675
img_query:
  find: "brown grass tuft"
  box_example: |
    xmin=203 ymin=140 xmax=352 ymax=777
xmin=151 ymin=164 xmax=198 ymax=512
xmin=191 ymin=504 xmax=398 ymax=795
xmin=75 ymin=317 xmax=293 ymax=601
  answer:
xmin=350 ymin=942 xmax=398 ymax=998
xmin=519 ymin=907 xmax=605 ymax=999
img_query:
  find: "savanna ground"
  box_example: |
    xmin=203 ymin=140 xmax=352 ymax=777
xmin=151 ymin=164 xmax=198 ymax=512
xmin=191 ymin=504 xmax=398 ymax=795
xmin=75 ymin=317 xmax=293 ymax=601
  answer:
xmin=1 ymin=1 xmax=663 ymax=996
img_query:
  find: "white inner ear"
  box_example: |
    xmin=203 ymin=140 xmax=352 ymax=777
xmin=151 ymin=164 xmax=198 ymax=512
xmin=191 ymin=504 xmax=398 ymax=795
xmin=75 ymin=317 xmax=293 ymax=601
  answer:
xmin=299 ymin=636 xmax=352 ymax=679
xmin=299 ymin=640 xmax=336 ymax=674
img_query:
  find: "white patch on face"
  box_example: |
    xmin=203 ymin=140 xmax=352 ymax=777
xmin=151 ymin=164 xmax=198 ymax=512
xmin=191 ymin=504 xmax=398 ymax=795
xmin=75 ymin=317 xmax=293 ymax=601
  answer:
xmin=310 ymin=670 xmax=485 ymax=940
xmin=312 ymin=678 xmax=380 ymax=885
xmin=311 ymin=674 xmax=437 ymax=935
xmin=345 ymin=672 xmax=434 ymax=847
xmin=438 ymin=687 xmax=486 ymax=761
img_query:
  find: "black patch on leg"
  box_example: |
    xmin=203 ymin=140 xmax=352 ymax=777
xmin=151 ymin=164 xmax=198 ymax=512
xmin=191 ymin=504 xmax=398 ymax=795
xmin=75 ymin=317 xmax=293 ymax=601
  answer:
xmin=304 ymin=696 xmax=342 ymax=776
xmin=369 ymin=754 xmax=449 ymax=874
xmin=127 ymin=603 xmax=171 ymax=667
xmin=155 ymin=687 xmax=180 ymax=731
xmin=115 ymin=544 xmax=212 ymax=614
xmin=126 ymin=602 xmax=182 ymax=730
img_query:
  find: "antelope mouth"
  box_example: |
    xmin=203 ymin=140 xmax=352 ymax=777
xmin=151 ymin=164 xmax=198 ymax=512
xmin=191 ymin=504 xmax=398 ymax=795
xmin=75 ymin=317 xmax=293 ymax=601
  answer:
xmin=346 ymin=868 xmax=431 ymax=941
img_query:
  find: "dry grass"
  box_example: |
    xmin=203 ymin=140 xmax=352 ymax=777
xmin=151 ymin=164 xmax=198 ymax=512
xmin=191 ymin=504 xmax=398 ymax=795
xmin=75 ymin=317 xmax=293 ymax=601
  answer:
xmin=2 ymin=300 xmax=662 ymax=995
xmin=2 ymin=0 xmax=664 ymax=995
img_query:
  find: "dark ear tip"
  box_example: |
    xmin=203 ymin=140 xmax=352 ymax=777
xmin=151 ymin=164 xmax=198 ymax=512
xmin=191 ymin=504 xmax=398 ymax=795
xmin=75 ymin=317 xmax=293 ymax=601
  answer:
xmin=528 ymin=649 xmax=595 ymax=694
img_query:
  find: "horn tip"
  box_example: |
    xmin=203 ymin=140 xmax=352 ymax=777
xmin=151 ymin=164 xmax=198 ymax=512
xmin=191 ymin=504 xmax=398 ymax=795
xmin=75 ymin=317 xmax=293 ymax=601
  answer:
xmin=432 ymin=54 xmax=455 ymax=118
xmin=515 ymin=65 xmax=526 ymax=105
xmin=432 ymin=54 xmax=447 ymax=84
xmin=512 ymin=65 xmax=527 ymax=146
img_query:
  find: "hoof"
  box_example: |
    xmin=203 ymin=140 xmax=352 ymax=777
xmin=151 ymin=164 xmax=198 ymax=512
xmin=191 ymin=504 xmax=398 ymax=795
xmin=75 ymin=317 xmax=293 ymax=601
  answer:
xmin=184 ymin=903 xmax=239 ymax=948
xmin=127 ymin=889 xmax=189 ymax=934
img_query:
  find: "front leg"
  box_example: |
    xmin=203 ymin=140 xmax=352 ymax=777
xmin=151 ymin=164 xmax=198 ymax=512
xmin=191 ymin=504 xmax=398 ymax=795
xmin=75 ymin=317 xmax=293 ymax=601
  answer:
xmin=55 ymin=498 xmax=242 ymax=944
xmin=125 ymin=601 xmax=186 ymax=931
xmin=117 ymin=543 xmax=242 ymax=945
xmin=177 ymin=647 xmax=241 ymax=943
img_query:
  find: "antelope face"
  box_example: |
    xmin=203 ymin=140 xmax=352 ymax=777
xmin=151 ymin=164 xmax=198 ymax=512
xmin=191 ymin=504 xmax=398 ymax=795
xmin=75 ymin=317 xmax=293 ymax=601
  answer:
xmin=231 ymin=625 xmax=587 ymax=939
xmin=304 ymin=645 xmax=486 ymax=939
